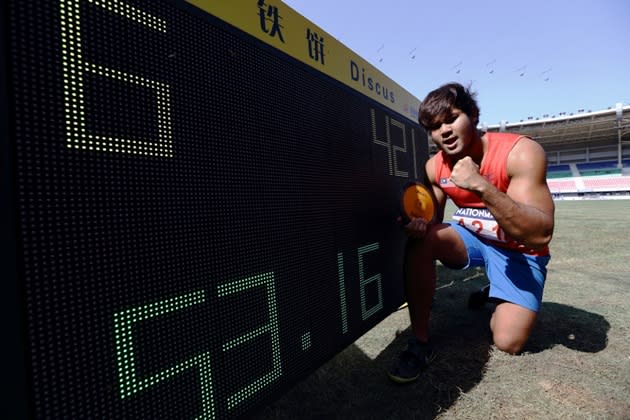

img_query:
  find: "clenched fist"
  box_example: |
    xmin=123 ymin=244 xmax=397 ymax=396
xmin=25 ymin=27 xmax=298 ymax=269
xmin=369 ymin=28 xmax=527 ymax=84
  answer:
xmin=450 ymin=156 xmax=485 ymax=192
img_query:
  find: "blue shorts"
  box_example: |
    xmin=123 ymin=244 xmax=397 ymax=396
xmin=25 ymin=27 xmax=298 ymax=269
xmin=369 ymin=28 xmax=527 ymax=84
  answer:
xmin=445 ymin=222 xmax=550 ymax=312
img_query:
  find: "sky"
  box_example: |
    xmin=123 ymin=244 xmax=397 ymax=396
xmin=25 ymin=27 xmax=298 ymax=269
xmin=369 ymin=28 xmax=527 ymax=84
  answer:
xmin=283 ymin=0 xmax=630 ymax=126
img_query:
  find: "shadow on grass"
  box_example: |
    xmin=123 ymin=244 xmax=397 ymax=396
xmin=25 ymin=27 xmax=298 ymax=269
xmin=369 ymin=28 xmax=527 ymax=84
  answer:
xmin=254 ymin=269 xmax=610 ymax=419
xmin=525 ymin=301 xmax=610 ymax=353
xmin=254 ymin=272 xmax=493 ymax=419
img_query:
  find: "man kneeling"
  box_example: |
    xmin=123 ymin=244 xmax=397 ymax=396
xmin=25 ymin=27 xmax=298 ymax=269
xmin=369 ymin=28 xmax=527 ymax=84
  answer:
xmin=388 ymin=83 xmax=555 ymax=384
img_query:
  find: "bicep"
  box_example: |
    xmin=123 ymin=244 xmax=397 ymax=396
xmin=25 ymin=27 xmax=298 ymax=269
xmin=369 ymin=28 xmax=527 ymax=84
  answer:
xmin=506 ymin=139 xmax=554 ymax=215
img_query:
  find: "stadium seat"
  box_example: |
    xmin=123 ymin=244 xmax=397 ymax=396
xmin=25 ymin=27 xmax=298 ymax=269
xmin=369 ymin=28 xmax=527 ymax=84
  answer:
xmin=547 ymin=164 xmax=573 ymax=178
xmin=576 ymin=160 xmax=621 ymax=176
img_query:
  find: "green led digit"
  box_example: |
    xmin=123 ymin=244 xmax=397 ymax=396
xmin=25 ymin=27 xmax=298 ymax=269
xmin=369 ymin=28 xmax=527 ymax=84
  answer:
xmin=371 ymin=108 xmax=392 ymax=175
xmin=357 ymin=243 xmax=383 ymax=320
xmin=389 ymin=117 xmax=409 ymax=178
xmin=301 ymin=332 xmax=311 ymax=351
xmin=113 ymin=290 xmax=215 ymax=419
xmin=371 ymin=108 xmax=411 ymax=178
xmin=410 ymin=128 xmax=419 ymax=179
xmin=60 ymin=0 xmax=172 ymax=157
xmin=337 ymin=252 xmax=349 ymax=334
xmin=217 ymin=272 xmax=282 ymax=411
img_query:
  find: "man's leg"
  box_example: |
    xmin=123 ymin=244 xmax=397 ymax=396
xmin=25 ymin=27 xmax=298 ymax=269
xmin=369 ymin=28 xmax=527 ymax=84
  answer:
xmin=404 ymin=223 xmax=469 ymax=342
xmin=388 ymin=224 xmax=470 ymax=383
xmin=483 ymin=249 xmax=549 ymax=354
xmin=490 ymin=301 xmax=538 ymax=354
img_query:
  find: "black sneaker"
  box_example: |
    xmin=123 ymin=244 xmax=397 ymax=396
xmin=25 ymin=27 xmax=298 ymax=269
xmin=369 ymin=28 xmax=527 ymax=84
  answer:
xmin=468 ymin=284 xmax=490 ymax=310
xmin=387 ymin=338 xmax=435 ymax=384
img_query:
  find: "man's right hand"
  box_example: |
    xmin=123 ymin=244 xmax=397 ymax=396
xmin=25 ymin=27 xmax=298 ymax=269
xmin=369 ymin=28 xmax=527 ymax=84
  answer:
xmin=399 ymin=216 xmax=429 ymax=239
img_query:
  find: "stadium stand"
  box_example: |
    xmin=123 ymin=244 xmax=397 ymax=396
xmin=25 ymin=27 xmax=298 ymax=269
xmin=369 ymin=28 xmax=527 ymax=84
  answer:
xmin=547 ymin=164 xmax=573 ymax=178
xmin=486 ymin=104 xmax=630 ymax=200
xmin=582 ymin=176 xmax=630 ymax=191
xmin=576 ymin=160 xmax=621 ymax=176
xmin=547 ymin=178 xmax=579 ymax=194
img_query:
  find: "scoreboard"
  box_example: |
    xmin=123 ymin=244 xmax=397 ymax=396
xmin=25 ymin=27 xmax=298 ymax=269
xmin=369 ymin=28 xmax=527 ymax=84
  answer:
xmin=1 ymin=0 xmax=428 ymax=418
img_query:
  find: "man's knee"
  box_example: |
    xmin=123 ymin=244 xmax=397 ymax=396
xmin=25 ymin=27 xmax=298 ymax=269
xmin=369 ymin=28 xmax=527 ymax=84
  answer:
xmin=490 ymin=303 xmax=537 ymax=354
xmin=492 ymin=330 xmax=527 ymax=354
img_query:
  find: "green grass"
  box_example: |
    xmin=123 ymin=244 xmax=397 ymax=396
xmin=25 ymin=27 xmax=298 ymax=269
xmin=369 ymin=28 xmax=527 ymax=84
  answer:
xmin=253 ymin=199 xmax=630 ymax=419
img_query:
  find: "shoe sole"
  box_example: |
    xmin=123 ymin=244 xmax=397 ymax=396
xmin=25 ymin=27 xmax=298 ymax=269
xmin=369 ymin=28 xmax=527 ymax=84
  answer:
xmin=387 ymin=371 xmax=420 ymax=384
xmin=386 ymin=353 xmax=435 ymax=384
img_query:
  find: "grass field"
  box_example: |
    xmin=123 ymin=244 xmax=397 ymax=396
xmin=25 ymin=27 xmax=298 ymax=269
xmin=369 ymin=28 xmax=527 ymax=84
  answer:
xmin=254 ymin=199 xmax=630 ymax=419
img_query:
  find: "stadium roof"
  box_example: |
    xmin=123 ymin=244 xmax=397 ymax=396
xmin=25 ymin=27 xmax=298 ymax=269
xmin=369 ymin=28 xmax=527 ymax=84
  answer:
xmin=485 ymin=104 xmax=630 ymax=152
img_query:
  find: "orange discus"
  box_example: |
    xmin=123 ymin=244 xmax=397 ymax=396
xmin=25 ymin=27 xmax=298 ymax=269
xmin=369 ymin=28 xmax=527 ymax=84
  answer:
xmin=400 ymin=182 xmax=436 ymax=223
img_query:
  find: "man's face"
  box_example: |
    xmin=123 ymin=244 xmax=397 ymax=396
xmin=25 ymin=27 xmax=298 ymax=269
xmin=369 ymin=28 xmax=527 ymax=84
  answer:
xmin=427 ymin=107 xmax=476 ymax=158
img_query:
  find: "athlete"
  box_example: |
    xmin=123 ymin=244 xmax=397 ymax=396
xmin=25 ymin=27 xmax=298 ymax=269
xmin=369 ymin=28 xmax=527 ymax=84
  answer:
xmin=388 ymin=83 xmax=555 ymax=383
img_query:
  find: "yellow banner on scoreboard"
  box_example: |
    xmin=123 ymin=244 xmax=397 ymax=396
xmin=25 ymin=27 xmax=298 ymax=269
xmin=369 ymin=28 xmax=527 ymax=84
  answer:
xmin=185 ymin=0 xmax=421 ymax=123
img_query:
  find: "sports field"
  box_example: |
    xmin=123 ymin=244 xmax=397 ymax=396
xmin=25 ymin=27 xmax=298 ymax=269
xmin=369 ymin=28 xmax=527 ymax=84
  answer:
xmin=254 ymin=199 xmax=630 ymax=419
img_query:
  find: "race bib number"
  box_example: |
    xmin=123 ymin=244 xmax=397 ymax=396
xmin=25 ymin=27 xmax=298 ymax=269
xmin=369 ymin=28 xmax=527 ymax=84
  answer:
xmin=452 ymin=207 xmax=507 ymax=243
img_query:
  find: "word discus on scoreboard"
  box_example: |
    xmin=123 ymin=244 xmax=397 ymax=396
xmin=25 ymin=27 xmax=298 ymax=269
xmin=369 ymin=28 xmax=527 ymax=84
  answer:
xmin=1 ymin=0 xmax=429 ymax=418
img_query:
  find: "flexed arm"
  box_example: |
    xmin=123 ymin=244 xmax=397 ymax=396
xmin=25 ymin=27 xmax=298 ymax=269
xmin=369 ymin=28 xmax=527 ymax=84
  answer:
xmin=450 ymin=138 xmax=554 ymax=249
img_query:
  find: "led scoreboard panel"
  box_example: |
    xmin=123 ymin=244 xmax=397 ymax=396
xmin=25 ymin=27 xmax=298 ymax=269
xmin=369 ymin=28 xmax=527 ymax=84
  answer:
xmin=2 ymin=0 xmax=428 ymax=418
